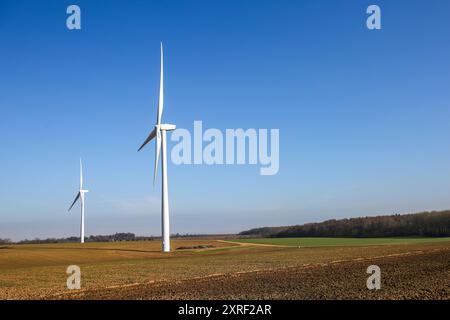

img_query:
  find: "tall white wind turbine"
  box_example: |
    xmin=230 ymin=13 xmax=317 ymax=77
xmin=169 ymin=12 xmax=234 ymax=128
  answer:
xmin=138 ymin=42 xmax=176 ymax=253
xmin=68 ymin=158 xmax=89 ymax=243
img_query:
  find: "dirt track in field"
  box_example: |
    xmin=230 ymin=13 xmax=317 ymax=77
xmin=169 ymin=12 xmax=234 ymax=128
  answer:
xmin=53 ymin=248 xmax=450 ymax=300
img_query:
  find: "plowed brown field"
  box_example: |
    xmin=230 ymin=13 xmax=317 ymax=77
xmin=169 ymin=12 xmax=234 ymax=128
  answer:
xmin=1 ymin=239 xmax=449 ymax=300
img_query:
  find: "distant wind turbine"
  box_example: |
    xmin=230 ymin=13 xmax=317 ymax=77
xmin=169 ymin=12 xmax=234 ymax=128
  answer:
xmin=68 ymin=158 xmax=89 ymax=244
xmin=138 ymin=42 xmax=176 ymax=253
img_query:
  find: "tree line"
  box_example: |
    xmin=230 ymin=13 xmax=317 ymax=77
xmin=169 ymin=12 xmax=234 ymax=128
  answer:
xmin=240 ymin=210 xmax=450 ymax=238
xmin=0 ymin=238 xmax=11 ymax=244
xmin=1 ymin=232 xmax=229 ymax=244
xmin=15 ymin=233 xmax=155 ymax=244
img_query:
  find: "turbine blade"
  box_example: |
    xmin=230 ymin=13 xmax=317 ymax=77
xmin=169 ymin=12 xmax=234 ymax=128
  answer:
xmin=156 ymin=42 xmax=164 ymax=125
xmin=153 ymin=129 xmax=161 ymax=185
xmin=68 ymin=192 xmax=81 ymax=211
xmin=80 ymin=158 xmax=83 ymax=190
xmin=138 ymin=128 xmax=157 ymax=151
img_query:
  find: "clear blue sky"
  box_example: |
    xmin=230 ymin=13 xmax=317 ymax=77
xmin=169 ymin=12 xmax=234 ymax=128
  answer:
xmin=1 ymin=0 xmax=450 ymax=241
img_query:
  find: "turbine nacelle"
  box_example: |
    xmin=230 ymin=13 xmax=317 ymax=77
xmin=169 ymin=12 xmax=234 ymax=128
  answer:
xmin=158 ymin=123 xmax=176 ymax=131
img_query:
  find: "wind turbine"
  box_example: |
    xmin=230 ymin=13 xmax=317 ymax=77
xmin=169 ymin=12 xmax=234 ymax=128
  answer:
xmin=138 ymin=42 xmax=176 ymax=253
xmin=68 ymin=158 xmax=89 ymax=244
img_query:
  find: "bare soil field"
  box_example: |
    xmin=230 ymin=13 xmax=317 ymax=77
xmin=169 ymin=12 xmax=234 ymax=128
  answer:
xmin=0 ymin=239 xmax=449 ymax=300
xmin=54 ymin=247 xmax=450 ymax=300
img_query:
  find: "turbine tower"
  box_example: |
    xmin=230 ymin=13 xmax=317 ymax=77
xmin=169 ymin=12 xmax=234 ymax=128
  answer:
xmin=68 ymin=158 xmax=89 ymax=243
xmin=138 ymin=42 xmax=176 ymax=253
